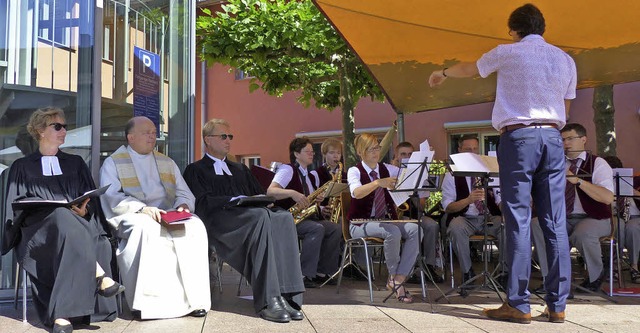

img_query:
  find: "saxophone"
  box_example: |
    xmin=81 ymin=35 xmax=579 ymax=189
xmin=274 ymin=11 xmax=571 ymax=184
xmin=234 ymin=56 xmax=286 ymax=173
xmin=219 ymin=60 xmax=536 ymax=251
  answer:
xmin=290 ymin=181 xmax=334 ymax=224
xmin=328 ymin=162 xmax=343 ymax=223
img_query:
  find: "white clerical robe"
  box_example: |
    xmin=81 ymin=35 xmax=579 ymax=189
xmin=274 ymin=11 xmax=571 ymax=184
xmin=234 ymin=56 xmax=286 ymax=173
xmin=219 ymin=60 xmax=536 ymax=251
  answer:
xmin=100 ymin=146 xmax=211 ymax=319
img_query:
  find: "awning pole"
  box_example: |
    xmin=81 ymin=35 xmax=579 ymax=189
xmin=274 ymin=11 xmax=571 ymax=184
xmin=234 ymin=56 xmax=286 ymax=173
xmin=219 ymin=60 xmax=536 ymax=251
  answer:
xmin=397 ymin=112 xmax=405 ymax=143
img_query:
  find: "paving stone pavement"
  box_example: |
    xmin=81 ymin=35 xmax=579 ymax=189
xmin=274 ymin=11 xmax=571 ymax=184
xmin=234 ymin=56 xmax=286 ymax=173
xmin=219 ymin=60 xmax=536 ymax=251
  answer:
xmin=2 ymin=262 xmax=640 ymax=333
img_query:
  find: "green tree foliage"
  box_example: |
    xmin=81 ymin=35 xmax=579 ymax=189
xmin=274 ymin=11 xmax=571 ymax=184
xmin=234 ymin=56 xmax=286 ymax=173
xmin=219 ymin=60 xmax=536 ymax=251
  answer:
xmin=196 ymin=0 xmax=384 ymax=167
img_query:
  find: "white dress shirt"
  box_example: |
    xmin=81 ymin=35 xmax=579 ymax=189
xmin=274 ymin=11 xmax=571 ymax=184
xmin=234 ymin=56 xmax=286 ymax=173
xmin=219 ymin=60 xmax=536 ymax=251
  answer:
xmin=568 ymin=152 xmax=614 ymax=215
xmin=272 ymin=164 xmax=318 ymax=191
xmin=476 ymin=34 xmax=577 ymax=131
xmin=440 ymin=172 xmax=501 ymax=216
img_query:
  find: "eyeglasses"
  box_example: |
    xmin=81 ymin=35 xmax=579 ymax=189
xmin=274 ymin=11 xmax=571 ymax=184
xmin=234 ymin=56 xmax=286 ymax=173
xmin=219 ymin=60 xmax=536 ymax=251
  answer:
xmin=300 ymin=150 xmax=315 ymax=155
xmin=48 ymin=123 xmax=68 ymax=131
xmin=562 ymin=136 xmax=583 ymax=142
xmin=367 ymin=146 xmax=382 ymax=153
xmin=207 ymin=134 xmax=234 ymax=140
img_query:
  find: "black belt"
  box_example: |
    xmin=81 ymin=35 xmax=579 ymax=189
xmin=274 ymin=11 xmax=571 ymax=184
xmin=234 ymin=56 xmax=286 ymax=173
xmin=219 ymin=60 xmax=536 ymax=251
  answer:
xmin=500 ymin=123 xmax=558 ymax=134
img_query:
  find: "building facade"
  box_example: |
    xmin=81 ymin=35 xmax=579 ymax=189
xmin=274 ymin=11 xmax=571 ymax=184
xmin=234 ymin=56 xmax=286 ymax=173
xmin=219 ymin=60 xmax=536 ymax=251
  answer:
xmin=198 ymin=62 xmax=640 ymax=173
xmin=0 ymin=0 xmax=198 ymax=296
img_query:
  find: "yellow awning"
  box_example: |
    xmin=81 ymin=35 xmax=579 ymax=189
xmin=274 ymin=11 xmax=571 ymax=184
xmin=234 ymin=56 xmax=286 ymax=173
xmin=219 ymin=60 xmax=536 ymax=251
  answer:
xmin=313 ymin=0 xmax=640 ymax=113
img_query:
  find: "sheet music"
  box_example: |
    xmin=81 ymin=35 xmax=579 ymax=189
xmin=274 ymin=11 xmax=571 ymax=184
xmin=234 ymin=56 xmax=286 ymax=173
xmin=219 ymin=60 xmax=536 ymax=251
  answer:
xmin=390 ymin=139 xmax=434 ymax=207
xmin=449 ymin=152 xmax=499 ymax=174
xmin=612 ymin=168 xmax=634 ymax=196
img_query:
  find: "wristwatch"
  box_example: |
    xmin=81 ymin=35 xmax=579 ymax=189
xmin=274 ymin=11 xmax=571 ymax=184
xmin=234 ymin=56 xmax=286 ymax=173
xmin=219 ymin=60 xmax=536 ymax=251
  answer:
xmin=576 ymin=179 xmax=582 ymax=187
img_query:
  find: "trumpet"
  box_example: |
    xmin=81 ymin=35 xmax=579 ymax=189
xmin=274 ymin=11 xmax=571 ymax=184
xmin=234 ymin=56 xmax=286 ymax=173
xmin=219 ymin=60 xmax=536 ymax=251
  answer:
xmin=327 ymin=162 xmax=343 ymax=223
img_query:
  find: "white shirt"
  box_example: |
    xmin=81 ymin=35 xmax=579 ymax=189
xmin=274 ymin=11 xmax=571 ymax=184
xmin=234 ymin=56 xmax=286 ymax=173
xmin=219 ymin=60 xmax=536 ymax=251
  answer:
xmin=206 ymin=153 xmax=232 ymax=176
xmin=440 ymin=172 xmax=502 ymax=216
xmin=476 ymin=34 xmax=577 ymax=131
xmin=567 ymin=152 xmax=614 ymax=215
xmin=272 ymin=164 xmax=319 ymax=192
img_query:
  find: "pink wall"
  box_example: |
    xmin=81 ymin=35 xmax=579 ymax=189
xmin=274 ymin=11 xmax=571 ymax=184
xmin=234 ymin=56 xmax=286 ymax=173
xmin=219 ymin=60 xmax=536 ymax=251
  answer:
xmin=197 ymin=63 xmax=640 ymax=172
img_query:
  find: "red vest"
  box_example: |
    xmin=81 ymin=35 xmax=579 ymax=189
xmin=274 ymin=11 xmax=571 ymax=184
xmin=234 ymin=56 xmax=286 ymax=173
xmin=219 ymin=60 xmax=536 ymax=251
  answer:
xmin=347 ymin=162 xmax=398 ymax=222
xmin=573 ymin=153 xmax=612 ymax=219
xmin=451 ymin=176 xmax=501 ymax=218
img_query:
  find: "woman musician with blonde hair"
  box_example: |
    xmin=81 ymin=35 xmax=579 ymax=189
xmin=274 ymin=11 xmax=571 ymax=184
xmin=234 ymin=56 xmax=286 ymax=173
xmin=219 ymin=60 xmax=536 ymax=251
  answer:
xmin=346 ymin=133 xmax=420 ymax=303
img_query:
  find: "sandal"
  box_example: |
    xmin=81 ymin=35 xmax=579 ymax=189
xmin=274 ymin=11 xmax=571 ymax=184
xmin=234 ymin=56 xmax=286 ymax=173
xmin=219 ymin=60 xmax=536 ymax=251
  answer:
xmin=631 ymin=268 xmax=640 ymax=284
xmin=387 ymin=279 xmax=413 ymax=304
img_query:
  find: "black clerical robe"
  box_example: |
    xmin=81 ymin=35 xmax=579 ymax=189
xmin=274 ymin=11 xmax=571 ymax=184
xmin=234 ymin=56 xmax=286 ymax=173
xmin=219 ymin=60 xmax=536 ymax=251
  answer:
xmin=183 ymin=155 xmax=304 ymax=312
xmin=3 ymin=151 xmax=117 ymax=326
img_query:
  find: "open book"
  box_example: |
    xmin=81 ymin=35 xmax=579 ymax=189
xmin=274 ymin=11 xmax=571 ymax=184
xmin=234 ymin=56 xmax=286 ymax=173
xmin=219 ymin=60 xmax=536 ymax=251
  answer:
xmin=12 ymin=184 xmax=110 ymax=211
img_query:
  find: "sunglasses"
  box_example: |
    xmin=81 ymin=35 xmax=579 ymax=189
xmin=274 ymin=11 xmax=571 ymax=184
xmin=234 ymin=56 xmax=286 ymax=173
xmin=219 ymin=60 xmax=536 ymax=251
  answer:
xmin=48 ymin=123 xmax=68 ymax=131
xmin=207 ymin=134 xmax=234 ymax=140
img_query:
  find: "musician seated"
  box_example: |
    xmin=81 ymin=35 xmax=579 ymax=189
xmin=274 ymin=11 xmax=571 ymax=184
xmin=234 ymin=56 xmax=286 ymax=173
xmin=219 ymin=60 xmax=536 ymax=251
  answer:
xmin=267 ymin=137 xmax=342 ymax=288
xmin=602 ymin=156 xmax=640 ymax=284
xmin=531 ymin=123 xmax=614 ymax=292
xmin=442 ymin=135 xmax=503 ymax=285
xmin=311 ymin=138 xmax=345 ymax=220
xmin=347 ymin=133 xmax=420 ymax=303
xmin=183 ymin=119 xmax=304 ymax=323
xmin=391 ymin=141 xmax=415 ymax=167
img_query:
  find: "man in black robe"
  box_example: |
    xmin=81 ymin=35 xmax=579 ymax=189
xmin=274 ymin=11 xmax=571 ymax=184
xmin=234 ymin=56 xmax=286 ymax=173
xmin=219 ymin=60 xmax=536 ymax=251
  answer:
xmin=182 ymin=119 xmax=305 ymax=324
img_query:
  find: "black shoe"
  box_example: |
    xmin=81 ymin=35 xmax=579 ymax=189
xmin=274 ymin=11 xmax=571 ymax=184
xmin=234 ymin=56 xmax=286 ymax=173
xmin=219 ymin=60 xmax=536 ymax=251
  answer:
xmin=258 ymin=296 xmax=291 ymax=323
xmin=189 ymin=309 xmax=207 ymax=317
xmin=426 ymin=265 xmax=445 ymax=283
xmin=405 ymin=273 xmax=421 ymax=284
xmin=96 ymin=276 xmax=126 ymax=298
xmin=52 ymin=322 xmax=73 ymax=333
xmin=576 ymin=274 xmax=604 ymax=293
xmin=303 ymin=276 xmax=318 ymax=289
xmin=341 ymin=265 xmax=369 ymax=281
xmin=313 ymin=275 xmax=337 ymax=286
xmin=462 ymin=268 xmax=476 ymax=285
xmin=630 ymin=267 xmax=640 ymax=284
xmin=532 ymin=284 xmax=547 ymax=294
xmin=278 ymin=296 xmax=303 ymax=320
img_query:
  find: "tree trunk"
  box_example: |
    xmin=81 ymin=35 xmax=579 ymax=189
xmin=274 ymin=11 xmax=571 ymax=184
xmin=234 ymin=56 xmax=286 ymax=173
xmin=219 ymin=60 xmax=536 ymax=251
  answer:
xmin=339 ymin=63 xmax=357 ymax=168
xmin=592 ymin=85 xmax=616 ymax=157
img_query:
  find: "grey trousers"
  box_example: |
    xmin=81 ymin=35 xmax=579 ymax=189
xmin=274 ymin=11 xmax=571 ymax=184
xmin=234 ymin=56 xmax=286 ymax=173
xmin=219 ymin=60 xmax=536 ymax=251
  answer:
xmin=296 ymin=218 xmax=342 ymax=278
xmin=349 ymin=222 xmax=420 ymax=276
xmin=420 ymin=216 xmax=440 ymax=266
xmin=532 ymin=216 xmax=610 ymax=282
xmin=623 ymin=217 xmax=640 ymax=265
xmin=447 ymin=215 xmax=503 ymax=274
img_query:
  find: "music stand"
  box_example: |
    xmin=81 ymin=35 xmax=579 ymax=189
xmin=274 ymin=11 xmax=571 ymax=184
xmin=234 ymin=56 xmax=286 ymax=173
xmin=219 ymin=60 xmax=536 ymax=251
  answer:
xmin=383 ymin=157 xmax=451 ymax=311
xmin=436 ymin=170 xmax=505 ymax=302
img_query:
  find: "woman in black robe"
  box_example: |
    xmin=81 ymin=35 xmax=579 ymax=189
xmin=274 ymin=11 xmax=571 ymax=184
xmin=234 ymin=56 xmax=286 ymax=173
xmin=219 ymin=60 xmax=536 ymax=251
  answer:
xmin=3 ymin=107 xmax=123 ymax=333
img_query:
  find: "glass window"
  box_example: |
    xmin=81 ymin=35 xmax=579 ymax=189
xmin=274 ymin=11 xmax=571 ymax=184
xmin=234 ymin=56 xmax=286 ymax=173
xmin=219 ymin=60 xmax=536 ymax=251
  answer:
xmin=449 ymin=132 xmax=500 ymax=155
xmin=0 ymin=0 xmax=7 ymax=63
xmin=38 ymin=0 xmax=80 ymax=48
xmin=240 ymin=155 xmax=261 ymax=167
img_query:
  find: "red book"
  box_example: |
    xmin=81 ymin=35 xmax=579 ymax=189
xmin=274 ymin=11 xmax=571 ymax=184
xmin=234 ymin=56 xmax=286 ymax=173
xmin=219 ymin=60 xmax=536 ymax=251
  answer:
xmin=160 ymin=210 xmax=192 ymax=225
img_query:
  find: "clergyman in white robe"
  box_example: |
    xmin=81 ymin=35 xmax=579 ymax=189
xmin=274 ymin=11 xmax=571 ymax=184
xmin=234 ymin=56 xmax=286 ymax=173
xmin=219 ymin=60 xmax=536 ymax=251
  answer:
xmin=100 ymin=145 xmax=211 ymax=319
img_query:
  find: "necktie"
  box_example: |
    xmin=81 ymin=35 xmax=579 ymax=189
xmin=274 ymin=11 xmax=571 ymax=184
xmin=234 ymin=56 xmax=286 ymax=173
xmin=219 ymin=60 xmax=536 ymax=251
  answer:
xmin=472 ymin=177 xmax=485 ymax=215
xmin=370 ymin=170 xmax=387 ymax=218
xmin=299 ymin=172 xmax=310 ymax=196
xmin=565 ymin=158 xmax=579 ymax=214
